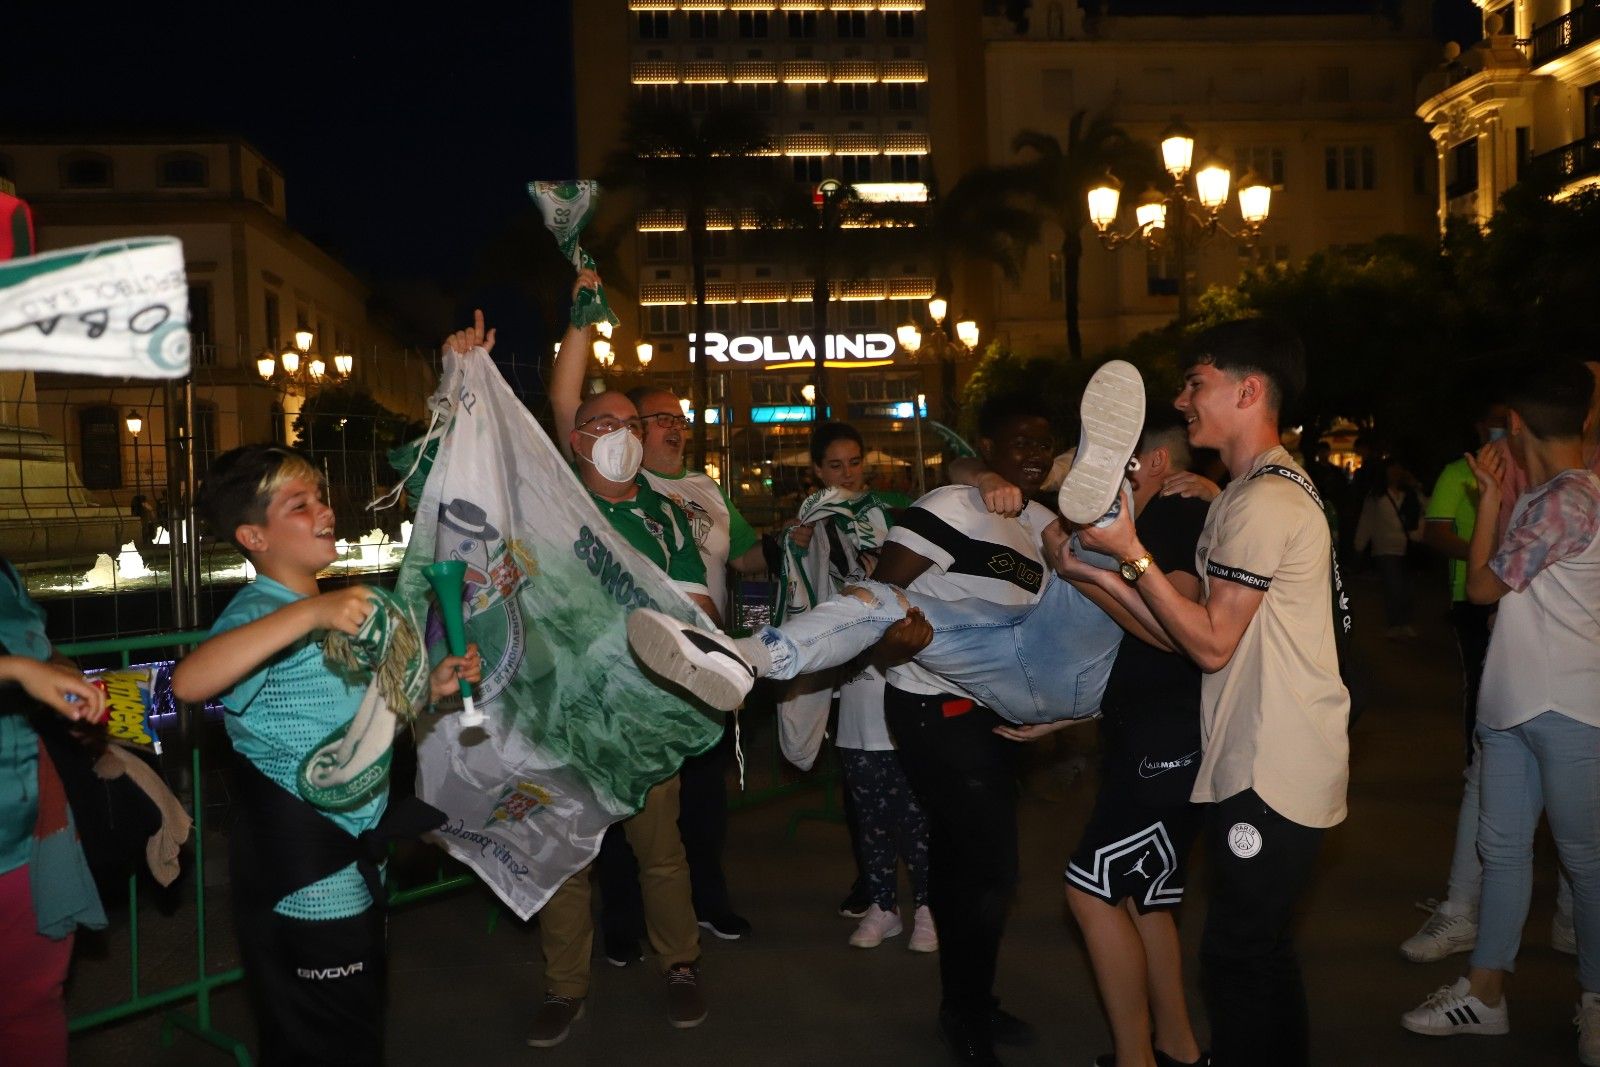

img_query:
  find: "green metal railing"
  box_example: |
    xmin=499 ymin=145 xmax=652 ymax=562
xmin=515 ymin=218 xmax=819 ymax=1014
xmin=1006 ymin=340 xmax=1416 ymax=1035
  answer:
xmin=60 ymin=613 xmax=835 ymax=1062
xmin=58 ymin=630 xmax=488 ymax=1063
xmin=59 ymin=630 xmax=251 ymax=1064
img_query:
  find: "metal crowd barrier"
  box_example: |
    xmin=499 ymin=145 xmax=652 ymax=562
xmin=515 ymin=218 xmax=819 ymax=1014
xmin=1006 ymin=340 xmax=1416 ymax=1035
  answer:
xmin=59 ymin=609 xmax=836 ymax=1062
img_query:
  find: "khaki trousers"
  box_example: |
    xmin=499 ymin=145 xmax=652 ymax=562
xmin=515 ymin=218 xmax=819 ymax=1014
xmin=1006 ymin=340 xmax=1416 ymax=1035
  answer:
xmin=539 ymin=775 xmax=700 ymax=997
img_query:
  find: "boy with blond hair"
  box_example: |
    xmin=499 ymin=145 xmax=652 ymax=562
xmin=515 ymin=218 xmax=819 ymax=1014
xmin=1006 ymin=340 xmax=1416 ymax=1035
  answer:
xmin=175 ymin=444 xmax=479 ymax=1065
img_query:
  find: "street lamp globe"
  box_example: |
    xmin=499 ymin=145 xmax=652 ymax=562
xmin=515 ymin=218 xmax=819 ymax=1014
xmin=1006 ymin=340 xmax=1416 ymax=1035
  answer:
xmin=1159 ymin=119 xmax=1196 ymax=180
xmin=125 ymin=410 xmax=143 ymax=437
xmin=926 ymin=296 xmax=948 ymax=325
xmin=595 ymin=320 xmax=614 ymax=340
xmin=800 ymin=383 xmax=816 ymax=405
xmin=1134 ymin=186 xmax=1168 ymax=232
xmin=1087 ymin=173 xmax=1123 ymax=232
xmin=308 ymin=358 xmax=326 ymax=381
xmin=334 ymin=352 xmax=354 ymax=376
xmin=635 ymin=341 xmax=653 ymax=368
xmin=280 ymin=349 xmax=301 ymax=375
xmin=293 ymin=328 xmax=314 ymax=353
xmin=257 ymin=354 xmax=276 ymax=381
xmin=955 ymin=319 xmax=979 ymax=349
xmin=897 ymin=322 xmax=922 ymax=354
xmin=1238 ymin=171 xmax=1272 ymax=226
xmin=1194 ymin=158 xmax=1232 ymax=213
xmin=592 ymin=339 xmax=612 ymax=367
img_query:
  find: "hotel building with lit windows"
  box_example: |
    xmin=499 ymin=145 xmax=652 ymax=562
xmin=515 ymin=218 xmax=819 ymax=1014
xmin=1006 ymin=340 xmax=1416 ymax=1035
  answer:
xmin=572 ymin=1 xmax=990 ymax=524
xmin=1415 ymin=0 xmax=1600 ymax=228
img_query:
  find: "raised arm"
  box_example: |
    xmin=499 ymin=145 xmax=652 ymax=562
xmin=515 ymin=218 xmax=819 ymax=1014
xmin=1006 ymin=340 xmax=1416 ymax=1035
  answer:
xmin=1463 ymin=445 xmax=1513 ymax=605
xmin=550 ymin=270 xmax=602 ymax=458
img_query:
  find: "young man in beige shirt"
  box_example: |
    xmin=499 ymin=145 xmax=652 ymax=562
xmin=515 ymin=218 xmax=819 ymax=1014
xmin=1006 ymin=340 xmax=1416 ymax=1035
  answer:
xmin=1063 ymin=319 xmax=1350 ymax=1067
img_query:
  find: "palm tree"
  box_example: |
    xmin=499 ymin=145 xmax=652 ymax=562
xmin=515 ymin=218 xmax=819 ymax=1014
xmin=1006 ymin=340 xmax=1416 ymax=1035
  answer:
xmin=604 ymin=103 xmax=785 ymax=466
xmin=950 ymin=110 xmax=1158 ymax=360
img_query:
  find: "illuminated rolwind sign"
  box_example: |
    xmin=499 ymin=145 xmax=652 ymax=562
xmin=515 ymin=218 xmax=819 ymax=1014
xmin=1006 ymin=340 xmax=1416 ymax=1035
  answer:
xmin=689 ymin=331 xmax=897 ymax=369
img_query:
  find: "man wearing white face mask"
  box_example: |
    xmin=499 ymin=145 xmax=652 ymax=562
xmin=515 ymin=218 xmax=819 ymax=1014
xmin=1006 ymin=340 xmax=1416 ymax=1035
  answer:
xmin=494 ymin=307 xmax=713 ymax=1048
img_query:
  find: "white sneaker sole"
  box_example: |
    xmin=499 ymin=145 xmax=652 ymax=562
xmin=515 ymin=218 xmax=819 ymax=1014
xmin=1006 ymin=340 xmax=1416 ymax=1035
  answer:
xmin=849 ymin=928 xmax=902 ymax=949
xmin=626 ymin=609 xmax=753 ymax=712
xmin=1058 ymin=360 xmax=1145 ymax=525
xmin=908 ymin=936 xmax=938 ymax=954
xmin=1400 ymin=1013 xmax=1508 ymax=1037
xmin=1400 ymin=936 xmax=1476 ymax=963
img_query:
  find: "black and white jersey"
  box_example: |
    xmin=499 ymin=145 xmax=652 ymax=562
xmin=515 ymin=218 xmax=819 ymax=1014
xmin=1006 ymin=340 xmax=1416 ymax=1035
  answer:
xmin=885 ymin=485 xmax=1052 ymax=697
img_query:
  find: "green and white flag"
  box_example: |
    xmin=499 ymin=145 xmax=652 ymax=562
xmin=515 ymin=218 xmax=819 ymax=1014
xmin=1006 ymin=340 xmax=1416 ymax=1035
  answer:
xmin=392 ymin=343 xmax=719 ymax=919
xmin=770 ymin=488 xmax=895 ymax=770
xmin=0 ymin=237 xmax=190 ymax=378
xmin=528 ymin=180 xmax=620 ymax=331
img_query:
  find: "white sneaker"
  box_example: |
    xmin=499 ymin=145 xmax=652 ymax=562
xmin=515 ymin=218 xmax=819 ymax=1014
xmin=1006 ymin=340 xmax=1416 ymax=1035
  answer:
xmin=908 ymin=905 xmax=938 ymax=953
xmin=1576 ymin=991 xmax=1600 ymax=1066
xmin=1554 ymin=905 xmax=1578 ymax=955
xmin=1400 ymin=899 xmax=1478 ymax=963
xmin=1057 ymin=359 xmax=1145 ymax=524
xmin=626 ymin=608 xmax=756 ymax=712
xmin=848 ymin=904 xmax=903 ymax=949
xmin=1401 ymin=977 xmax=1509 ymax=1037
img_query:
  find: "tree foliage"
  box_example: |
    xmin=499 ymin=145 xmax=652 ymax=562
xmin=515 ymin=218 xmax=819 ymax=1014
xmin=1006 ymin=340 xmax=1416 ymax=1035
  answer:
xmin=960 ymin=185 xmax=1600 ymax=481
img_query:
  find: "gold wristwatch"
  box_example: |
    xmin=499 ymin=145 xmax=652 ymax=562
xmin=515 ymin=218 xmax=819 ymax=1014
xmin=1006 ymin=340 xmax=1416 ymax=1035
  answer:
xmin=1119 ymin=552 xmax=1153 ymax=584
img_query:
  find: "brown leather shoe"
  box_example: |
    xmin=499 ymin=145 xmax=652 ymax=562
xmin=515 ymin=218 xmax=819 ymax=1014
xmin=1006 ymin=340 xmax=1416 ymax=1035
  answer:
xmin=666 ymin=963 xmax=708 ymax=1029
xmin=526 ymin=994 xmax=585 ymax=1048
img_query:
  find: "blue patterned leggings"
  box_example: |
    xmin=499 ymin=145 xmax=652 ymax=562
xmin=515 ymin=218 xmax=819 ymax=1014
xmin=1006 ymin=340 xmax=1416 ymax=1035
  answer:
xmin=839 ymin=747 xmax=931 ymax=912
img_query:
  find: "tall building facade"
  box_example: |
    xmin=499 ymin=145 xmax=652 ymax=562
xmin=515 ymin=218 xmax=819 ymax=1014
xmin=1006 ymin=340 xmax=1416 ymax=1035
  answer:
xmin=982 ymin=1 xmax=1439 ymax=356
xmin=572 ymin=1 xmax=989 ymax=525
xmin=0 ymin=136 xmax=427 ymax=558
xmin=1416 ymin=0 xmax=1600 ymax=229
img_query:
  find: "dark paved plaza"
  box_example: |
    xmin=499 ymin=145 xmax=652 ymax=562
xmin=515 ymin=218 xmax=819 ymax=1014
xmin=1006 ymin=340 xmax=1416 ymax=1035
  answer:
xmin=67 ymin=573 xmax=1583 ymax=1065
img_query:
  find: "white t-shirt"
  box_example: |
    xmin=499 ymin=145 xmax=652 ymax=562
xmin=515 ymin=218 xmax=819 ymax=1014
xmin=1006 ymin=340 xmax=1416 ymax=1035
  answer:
xmin=836 ymin=664 xmax=892 ymax=750
xmin=1479 ymin=470 xmax=1600 ymax=731
xmin=883 ymin=485 xmax=1052 ymax=698
xmin=643 ymin=469 xmax=744 ymax=615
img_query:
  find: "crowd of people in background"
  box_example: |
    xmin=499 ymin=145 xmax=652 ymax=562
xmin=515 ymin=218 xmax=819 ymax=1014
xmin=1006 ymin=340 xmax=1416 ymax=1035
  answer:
xmin=4 ymin=291 xmax=1599 ymax=1067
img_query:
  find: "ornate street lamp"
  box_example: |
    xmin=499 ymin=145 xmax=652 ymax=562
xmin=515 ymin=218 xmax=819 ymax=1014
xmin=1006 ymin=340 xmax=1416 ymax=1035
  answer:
xmin=635 ymin=341 xmax=653 ymax=369
xmin=1087 ymin=117 xmax=1275 ymax=324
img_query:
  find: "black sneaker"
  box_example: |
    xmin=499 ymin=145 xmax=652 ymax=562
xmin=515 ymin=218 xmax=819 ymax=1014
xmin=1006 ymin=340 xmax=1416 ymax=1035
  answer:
xmin=697 ymin=911 xmax=752 ymax=940
xmin=1156 ymin=1051 xmax=1210 ymax=1067
xmin=939 ymin=1009 xmax=1003 ymax=1066
xmin=988 ymin=1005 xmax=1034 ymax=1047
xmin=627 ymin=608 xmax=756 ymax=711
xmin=603 ymin=930 xmax=642 ymax=968
xmin=839 ymin=884 xmax=871 ymax=919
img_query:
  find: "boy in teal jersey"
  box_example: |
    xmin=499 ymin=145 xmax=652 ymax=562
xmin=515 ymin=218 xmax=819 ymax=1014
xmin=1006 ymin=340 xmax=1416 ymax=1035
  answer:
xmin=175 ymin=445 xmax=480 ymax=1066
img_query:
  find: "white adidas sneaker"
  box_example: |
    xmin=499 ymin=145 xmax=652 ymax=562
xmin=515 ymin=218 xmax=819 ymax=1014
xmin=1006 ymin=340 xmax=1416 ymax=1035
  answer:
xmin=626 ymin=608 xmax=756 ymax=712
xmin=1401 ymin=977 xmax=1509 ymax=1037
xmin=1058 ymin=359 xmax=1145 ymax=524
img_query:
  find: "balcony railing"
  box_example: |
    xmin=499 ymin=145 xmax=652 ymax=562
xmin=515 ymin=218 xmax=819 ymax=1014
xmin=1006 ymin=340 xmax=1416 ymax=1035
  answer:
xmin=1530 ymin=4 xmax=1600 ymax=68
xmin=1531 ymin=135 xmax=1600 ymax=188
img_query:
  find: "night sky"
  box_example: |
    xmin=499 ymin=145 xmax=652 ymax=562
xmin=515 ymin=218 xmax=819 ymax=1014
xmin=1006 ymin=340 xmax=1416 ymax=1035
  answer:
xmin=5 ymin=0 xmax=1478 ymax=349
xmin=6 ymin=2 xmax=578 ymax=352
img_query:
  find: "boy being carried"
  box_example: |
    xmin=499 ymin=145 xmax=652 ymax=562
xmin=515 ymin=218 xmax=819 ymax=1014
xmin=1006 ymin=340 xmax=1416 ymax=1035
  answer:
xmin=174 ymin=445 xmax=480 ymax=1066
xmin=626 ymin=361 xmax=1147 ymax=730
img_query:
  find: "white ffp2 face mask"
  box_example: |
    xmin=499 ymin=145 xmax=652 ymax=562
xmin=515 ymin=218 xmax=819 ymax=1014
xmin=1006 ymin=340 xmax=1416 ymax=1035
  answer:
xmin=579 ymin=426 xmax=644 ymax=483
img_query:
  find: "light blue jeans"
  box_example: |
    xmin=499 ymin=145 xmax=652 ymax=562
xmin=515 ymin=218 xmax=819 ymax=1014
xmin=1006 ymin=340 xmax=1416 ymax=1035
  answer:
xmin=1446 ymin=737 xmax=1573 ymax=918
xmin=752 ymin=574 xmax=1123 ymax=726
xmin=1471 ymin=711 xmax=1600 ymax=989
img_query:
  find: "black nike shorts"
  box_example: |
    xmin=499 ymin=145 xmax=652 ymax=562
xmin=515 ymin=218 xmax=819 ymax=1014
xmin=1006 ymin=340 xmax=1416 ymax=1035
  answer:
xmin=1065 ymin=717 xmax=1204 ymax=913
